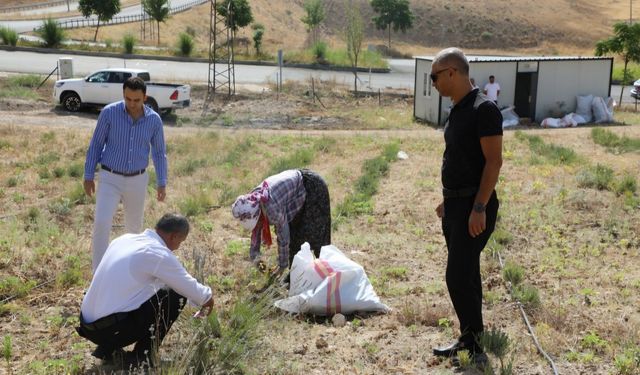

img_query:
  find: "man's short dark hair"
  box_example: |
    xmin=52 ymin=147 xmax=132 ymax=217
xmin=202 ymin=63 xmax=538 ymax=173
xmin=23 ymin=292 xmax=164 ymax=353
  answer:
xmin=123 ymin=76 xmax=147 ymax=94
xmin=489 ymin=75 xmax=495 ymax=79
xmin=156 ymin=213 xmax=189 ymax=235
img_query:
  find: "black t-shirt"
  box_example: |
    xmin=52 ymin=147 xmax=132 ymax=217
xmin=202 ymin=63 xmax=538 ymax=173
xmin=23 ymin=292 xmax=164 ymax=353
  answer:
xmin=441 ymin=88 xmax=503 ymax=190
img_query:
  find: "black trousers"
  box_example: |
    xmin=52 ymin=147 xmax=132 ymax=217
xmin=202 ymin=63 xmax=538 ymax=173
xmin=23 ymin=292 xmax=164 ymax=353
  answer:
xmin=77 ymin=289 xmax=186 ymax=358
xmin=442 ymin=191 xmax=498 ymax=350
xmin=288 ymin=169 xmax=332 ymax=267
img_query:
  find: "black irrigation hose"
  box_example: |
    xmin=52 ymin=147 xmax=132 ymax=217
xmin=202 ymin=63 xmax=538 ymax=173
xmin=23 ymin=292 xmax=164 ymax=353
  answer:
xmin=0 ymin=276 xmax=58 ymax=305
xmin=496 ymin=251 xmax=559 ymax=375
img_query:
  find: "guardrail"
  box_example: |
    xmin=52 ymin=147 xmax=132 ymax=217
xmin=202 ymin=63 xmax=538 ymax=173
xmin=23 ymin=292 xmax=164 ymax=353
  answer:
xmin=53 ymin=0 xmax=208 ymax=30
xmin=0 ymin=0 xmax=69 ymax=14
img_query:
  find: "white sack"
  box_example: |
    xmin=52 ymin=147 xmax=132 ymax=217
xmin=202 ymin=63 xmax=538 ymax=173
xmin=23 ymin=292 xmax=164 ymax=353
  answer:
xmin=592 ymin=96 xmax=614 ymax=123
xmin=275 ymin=243 xmax=390 ymax=316
xmin=501 ymin=106 xmax=519 ymax=128
xmin=576 ymin=95 xmax=593 ymax=123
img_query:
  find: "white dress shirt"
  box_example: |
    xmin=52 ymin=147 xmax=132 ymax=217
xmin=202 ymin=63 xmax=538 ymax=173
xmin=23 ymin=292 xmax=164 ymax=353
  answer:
xmin=81 ymin=229 xmax=212 ymax=323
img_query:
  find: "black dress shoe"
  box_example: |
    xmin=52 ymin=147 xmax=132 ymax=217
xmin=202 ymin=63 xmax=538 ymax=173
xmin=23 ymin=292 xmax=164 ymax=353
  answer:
xmin=432 ymin=341 xmax=465 ymax=357
xmin=91 ymin=346 xmax=125 ymax=361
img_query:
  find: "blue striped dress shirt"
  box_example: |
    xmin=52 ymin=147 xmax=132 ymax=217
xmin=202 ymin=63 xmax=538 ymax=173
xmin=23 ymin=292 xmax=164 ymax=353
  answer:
xmin=84 ymin=101 xmax=168 ymax=187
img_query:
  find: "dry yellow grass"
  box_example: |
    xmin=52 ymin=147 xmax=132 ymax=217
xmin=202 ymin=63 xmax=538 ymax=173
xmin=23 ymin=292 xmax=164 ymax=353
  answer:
xmin=57 ymin=0 xmax=635 ymax=57
xmin=1 ymin=75 xmax=640 ymax=374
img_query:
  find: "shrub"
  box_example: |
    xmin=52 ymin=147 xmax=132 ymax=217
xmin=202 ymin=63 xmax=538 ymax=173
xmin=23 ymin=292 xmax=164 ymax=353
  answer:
xmin=312 ymin=41 xmax=328 ymax=61
xmin=513 ymin=284 xmax=540 ymax=309
xmin=502 ymin=262 xmax=524 ymax=286
xmin=0 ymin=276 xmax=36 ymax=300
xmin=185 ymin=26 xmax=196 ymax=37
xmin=176 ymin=158 xmax=206 ymax=176
xmin=591 ymin=127 xmax=640 ymax=153
xmin=0 ymin=26 xmax=18 ymax=46
xmin=6 ymin=177 xmax=18 ymax=187
xmin=66 ymin=163 xmax=83 ymax=178
xmin=8 ymin=74 xmax=41 ymax=88
xmin=177 ymin=32 xmax=194 ymax=57
xmin=52 ymin=167 xmax=65 ymax=178
xmin=576 ymin=164 xmax=614 ymax=191
xmin=266 ymin=148 xmax=314 ymax=177
xmin=615 ymin=174 xmax=638 ymax=195
xmin=122 ymin=33 xmax=136 ymax=54
xmin=481 ymin=31 xmax=493 ymax=41
xmin=179 ymin=190 xmax=213 ymax=217
xmin=3 ymin=335 xmax=12 ymax=364
xmin=224 ymin=240 xmax=245 ymax=257
xmin=479 ymin=329 xmax=512 ymax=373
xmin=57 ymin=256 xmax=82 ymax=288
xmin=38 ymin=18 xmax=65 ymax=48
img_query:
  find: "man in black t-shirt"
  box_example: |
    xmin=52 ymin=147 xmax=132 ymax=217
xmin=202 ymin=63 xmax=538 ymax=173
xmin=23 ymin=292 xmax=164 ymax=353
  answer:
xmin=429 ymin=48 xmax=503 ymax=367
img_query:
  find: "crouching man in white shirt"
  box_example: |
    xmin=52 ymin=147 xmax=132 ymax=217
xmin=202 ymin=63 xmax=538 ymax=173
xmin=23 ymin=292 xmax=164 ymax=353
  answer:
xmin=76 ymin=213 xmax=214 ymax=368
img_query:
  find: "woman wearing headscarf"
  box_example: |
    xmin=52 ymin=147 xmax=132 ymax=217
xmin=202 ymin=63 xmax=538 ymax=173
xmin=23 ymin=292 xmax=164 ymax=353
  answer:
xmin=231 ymin=169 xmax=331 ymax=275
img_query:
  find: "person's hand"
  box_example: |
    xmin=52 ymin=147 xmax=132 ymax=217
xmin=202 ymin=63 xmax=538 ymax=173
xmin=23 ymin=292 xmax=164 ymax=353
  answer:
xmin=83 ymin=180 xmax=95 ymax=197
xmin=157 ymin=186 xmax=166 ymax=202
xmin=468 ymin=211 xmax=486 ymax=238
xmin=194 ymin=296 xmax=214 ymax=318
xmin=435 ymin=201 xmax=444 ymax=218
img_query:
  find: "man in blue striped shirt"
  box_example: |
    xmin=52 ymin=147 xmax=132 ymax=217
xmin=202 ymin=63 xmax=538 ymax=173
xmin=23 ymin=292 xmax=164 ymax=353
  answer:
xmin=83 ymin=77 xmax=168 ymax=272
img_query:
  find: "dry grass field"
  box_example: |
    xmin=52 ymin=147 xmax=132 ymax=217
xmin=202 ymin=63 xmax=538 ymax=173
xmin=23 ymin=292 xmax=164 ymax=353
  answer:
xmin=0 ymin=74 xmax=639 ymax=374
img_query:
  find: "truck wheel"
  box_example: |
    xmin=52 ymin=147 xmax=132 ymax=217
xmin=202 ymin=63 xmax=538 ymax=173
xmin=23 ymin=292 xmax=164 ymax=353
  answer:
xmin=62 ymin=93 xmax=81 ymax=112
xmin=145 ymin=97 xmax=159 ymax=114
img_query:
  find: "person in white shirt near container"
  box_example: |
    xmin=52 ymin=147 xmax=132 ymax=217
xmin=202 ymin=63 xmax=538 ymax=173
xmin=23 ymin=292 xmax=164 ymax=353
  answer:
xmin=76 ymin=213 xmax=214 ymax=368
xmin=483 ymin=75 xmax=501 ymax=105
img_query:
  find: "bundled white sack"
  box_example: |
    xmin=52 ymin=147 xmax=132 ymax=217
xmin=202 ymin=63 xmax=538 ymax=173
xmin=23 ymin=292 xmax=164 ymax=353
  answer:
xmin=275 ymin=243 xmax=390 ymax=316
xmin=540 ymin=113 xmax=581 ymax=128
xmin=576 ymin=95 xmax=593 ymax=123
xmin=592 ymin=96 xmax=614 ymax=123
xmin=500 ymin=106 xmax=519 ymax=128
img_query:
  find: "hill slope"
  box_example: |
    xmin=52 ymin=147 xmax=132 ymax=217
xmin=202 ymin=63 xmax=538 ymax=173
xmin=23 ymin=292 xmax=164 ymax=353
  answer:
xmin=60 ymin=0 xmax=631 ymax=56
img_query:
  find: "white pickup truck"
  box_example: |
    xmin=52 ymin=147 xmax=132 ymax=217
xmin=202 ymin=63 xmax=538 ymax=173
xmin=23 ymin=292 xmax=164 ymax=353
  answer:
xmin=53 ymin=68 xmax=191 ymax=115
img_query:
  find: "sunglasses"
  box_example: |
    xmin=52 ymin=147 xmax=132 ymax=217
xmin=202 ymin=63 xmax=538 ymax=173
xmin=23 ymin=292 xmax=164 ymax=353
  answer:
xmin=430 ymin=67 xmax=455 ymax=82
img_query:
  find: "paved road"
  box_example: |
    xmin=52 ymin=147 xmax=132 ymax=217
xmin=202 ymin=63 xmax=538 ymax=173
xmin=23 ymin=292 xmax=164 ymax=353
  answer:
xmin=0 ymin=1 xmax=77 ymax=16
xmin=610 ymin=84 xmax=638 ymax=105
xmin=0 ymin=0 xmax=199 ymax=33
xmin=0 ymin=50 xmax=416 ymax=90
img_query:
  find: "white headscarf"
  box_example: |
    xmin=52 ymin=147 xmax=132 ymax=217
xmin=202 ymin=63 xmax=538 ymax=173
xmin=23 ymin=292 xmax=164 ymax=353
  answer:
xmin=231 ymin=181 xmax=270 ymax=231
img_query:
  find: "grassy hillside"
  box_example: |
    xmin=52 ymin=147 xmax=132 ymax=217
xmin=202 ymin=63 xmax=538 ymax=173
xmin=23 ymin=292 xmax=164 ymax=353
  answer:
xmin=59 ymin=0 xmax=632 ymax=57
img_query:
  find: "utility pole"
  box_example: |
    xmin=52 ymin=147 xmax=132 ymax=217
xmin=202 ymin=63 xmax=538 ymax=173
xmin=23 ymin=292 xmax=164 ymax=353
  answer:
xmin=203 ymin=0 xmax=236 ymax=114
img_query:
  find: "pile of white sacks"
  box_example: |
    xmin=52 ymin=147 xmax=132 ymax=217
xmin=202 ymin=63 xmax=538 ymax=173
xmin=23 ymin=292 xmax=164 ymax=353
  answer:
xmin=541 ymin=94 xmax=614 ymax=128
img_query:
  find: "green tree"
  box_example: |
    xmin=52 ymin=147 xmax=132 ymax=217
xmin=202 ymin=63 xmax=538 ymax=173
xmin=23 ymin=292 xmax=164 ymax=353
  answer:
xmin=301 ymin=0 xmax=325 ymax=45
xmin=252 ymin=23 xmax=265 ymax=57
xmin=595 ymin=22 xmax=640 ymax=105
xmin=143 ymin=0 xmax=170 ymax=45
xmin=345 ymin=1 xmax=364 ymax=93
xmin=217 ymin=0 xmax=254 ymax=40
xmin=370 ymin=0 xmax=414 ymax=50
xmin=77 ymin=0 xmax=121 ymax=42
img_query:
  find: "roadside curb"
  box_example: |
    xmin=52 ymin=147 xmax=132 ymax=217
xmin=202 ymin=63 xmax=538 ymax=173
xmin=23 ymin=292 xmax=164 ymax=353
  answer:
xmin=0 ymin=45 xmax=391 ymax=73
